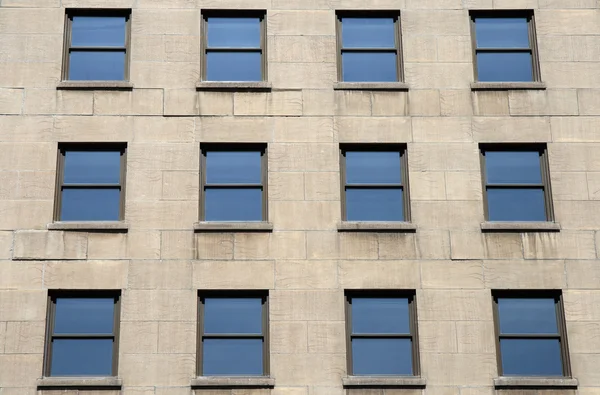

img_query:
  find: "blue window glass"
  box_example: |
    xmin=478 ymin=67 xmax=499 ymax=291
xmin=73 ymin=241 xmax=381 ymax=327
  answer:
xmin=496 ymin=296 xmax=566 ymax=376
xmin=339 ymin=15 xmax=400 ymax=82
xmin=203 ymin=148 xmax=265 ymax=221
xmin=485 ymin=151 xmax=541 ymax=184
xmin=344 ymin=149 xmax=405 ymax=221
xmin=68 ymin=14 xmax=127 ymax=81
xmin=473 ymin=15 xmax=536 ymax=82
xmin=48 ymin=296 xmax=118 ymax=377
xmin=201 ymin=295 xmax=266 ymax=376
xmin=205 ymin=16 xmax=263 ymax=81
xmin=349 ymin=295 xmax=416 ymax=376
xmin=59 ymin=148 xmax=124 ymax=221
xmin=487 ymin=189 xmax=546 ymax=222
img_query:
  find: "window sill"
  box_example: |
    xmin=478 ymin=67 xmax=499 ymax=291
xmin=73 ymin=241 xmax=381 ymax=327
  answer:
xmin=471 ymin=82 xmax=547 ymax=91
xmin=194 ymin=221 xmax=274 ymax=232
xmin=334 ymin=82 xmax=409 ymax=91
xmin=343 ymin=376 xmax=426 ymax=388
xmin=338 ymin=222 xmax=417 ymax=233
xmin=494 ymin=376 xmax=578 ymax=389
xmin=57 ymin=81 xmax=134 ymax=91
xmin=37 ymin=377 xmax=123 ymax=390
xmin=481 ymin=222 xmax=561 ymax=233
xmin=191 ymin=376 xmax=275 ymax=389
xmin=48 ymin=221 xmax=129 ymax=233
xmin=196 ymin=81 xmax=272 ymax=92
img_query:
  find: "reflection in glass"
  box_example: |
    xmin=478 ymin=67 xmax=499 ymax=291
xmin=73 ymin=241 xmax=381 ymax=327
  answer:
xmin=64 ymin=151 xmax=121 ymax=184
xmin=475 ymin=18 xmax=530 ymax=48
xmin=498 ymin=298 xmax=558 ymax=334
xmin=342 ymin=52 xmax=397 ymax=82
xmin=203 ymin=339 xmax=263 ymax=375
xmin=500 ymin=338 xmax=563 ymax=376
xmin=346 ymin=151 xmax=402 ymax=184
xmin=352 ymin=338 xmax=412 ymax=375
xmin=204 ymin=298 xmax=262 ymax=334
xmin=206 ymin=52 xmax=262 ymax=81
xmin=69 ymin=51 xmax=126 ymax=81
xmin=487 ymin=188 xmax=546 ymax=221
xmin=206 ymin=151 xmax=262 ymax=184
xmin=72 ymin=16 xmax=126 ymax=47
xmin=477 ymin=52 xmax=533 ymax=82
xmin=346 ymin=189 xmax=403 ymax=221
xmin=208 ymin=18 xmax=261 ymax=48
xmin=61 ymin=188 xmax=120 ymax=221
xmin=54 ymin=298 xmax=114 ymax=334
xmin=342 ymin=18 xmax=396 ymax=48
xmin=51 ymin=339 xmax=113 ymax=376
xmin=205 ymin=188 xmax=262 ymax=221
xmin=485 ymin=151 xmax=541 ymax=184
xmin=352 ymin=298 xmax=410 ymax=334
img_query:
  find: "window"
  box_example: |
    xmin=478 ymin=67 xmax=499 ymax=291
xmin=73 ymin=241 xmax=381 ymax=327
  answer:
xmin=336 ymin=11 xmax=402 ymax=82
xmin=201 ymin=11 xmax=266 ymax=82
xmin=197 ymin=292 xmax=269 ymax=376
xmin=55 ymin=144 xmax=127 ymax=222
xmin=480 ymin=145 xmax=553 ymax=222
xmin=470 ymin=11 xmax=540 ymax=82
xmin=345 ymin=291 xmax=419 ymax=376
xmin=493 ymin=292 xmax=570 ymax=377
xmin=340 ymin=145 xmax=410 ymax=222
xmin=200 ymin=144 xmax=267 ymax=222
xmin=44 ymin=292 xmax=121 ymax=377
xmin=63 ymin=10 xmax=130 ymax=81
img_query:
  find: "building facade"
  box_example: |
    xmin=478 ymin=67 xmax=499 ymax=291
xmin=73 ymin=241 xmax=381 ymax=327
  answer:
xmin=1 ymin=0 xmax=600 ymax=395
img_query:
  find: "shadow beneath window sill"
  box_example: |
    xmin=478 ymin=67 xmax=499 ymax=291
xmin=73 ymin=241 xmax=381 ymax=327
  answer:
xmin=494 ymin=376 xmax=578 ymax=389
xmin=57 ymin=81 xmax=134 ymax=91
xmin=471 ymin=82 xmax=547 ymax=91
xmin=334 ymin=82 xmax=409 ymax=91
xmin=191 ymin=376 xmax=275 ymax=389
xmin=196 ymin=81 xmax=272 ymax=92
xmin=47 ymin=221 xmax=129 ymax=233
xmin=481 ymin=221 xmax=561 ymax=233
xmin=37 ymin=377 xmax=123 ymax=390
xmin=342 ymin=376 xmax=426 ymax=388
xmin=338 ymin=221 xmax=417 ymax=233
xmin=194 ymin=221 xmax=274 ymax=232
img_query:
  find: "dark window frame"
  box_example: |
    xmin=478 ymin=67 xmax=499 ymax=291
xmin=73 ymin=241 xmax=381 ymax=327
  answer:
xmin=335 ymin=10 xmax=404 ymax=83
xmin=200 ymin=9 xmax=268 ymax=82
xmin=196 ymin=290 xmax=270 ymax=376
xmin=479 ymin=144 xmax=554 ymax=222
xmin=340 ymin=144 xmax=411 ymax=222
xmin=199 ymin=143 xmax=268 ymax=222
xmin=43 ymin=290 xmax=122 ymax=377
xmin=53 ymin=143 xmax=127 ymax=222
xmin=345 ymin=290 xmax=420 ymax=376
xmin=62 ymin=9 xmax=132 ymax=82
xmin=492 ymin=290 xmax=571 ymax=377
xmin=469 ymin=10 xmax=541 ymax=83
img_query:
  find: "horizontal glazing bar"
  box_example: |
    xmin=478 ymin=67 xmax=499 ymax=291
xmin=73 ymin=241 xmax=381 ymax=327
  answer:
xmin=476 ymin=48 xmax=532 ymax=52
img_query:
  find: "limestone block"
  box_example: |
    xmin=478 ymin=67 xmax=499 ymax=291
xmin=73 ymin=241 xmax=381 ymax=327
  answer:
xmin=0 ymin=62 xmax=61 ymax=88
xmin=455 ymin=321 xmax=496 ymax=354
xmin=0 ymin=88 xmax=23 ymax=115
xmin=335 ymin=117 xmax=412 ymax=143
xmin=158 ymin=322 xmax=196 ymax=354
xmin=338 ymin=260 xmax=420 ymax=289
xmin=542 ymin=62 xmax=600 ymax=88
xmin=551 ymin=172 xmax=589 ymax=201
xmin=444 ymin=171 xmax=482 ymax=201
xmin=523 ymin=231 xmax=596 ymax=260
xmin=0 ymin=354 xmax=43 ymax=387
xmin=87 ymin=231 xmax=161 ymax=260
xmin=271 ymin=201 xmax=339 ymax=230
xmin=550 ymin=143 xmax=600 ymax=172
xmin=127 ymin=200 xmax=197 ymax=230
xmin=0 ymin=171 xmax=18 ymax=200
xmin=4 ymin=321 xmax=45 ymax=353
xmin=133 ymin=117 xmax=195 ymax=143
xmin=156 ymin=388 xmax=193 ymax=395
xmin=421 ymin=353 xmax=496 ymax=385
xmin=275 ymin=260 xmax=337 ymax=289
xmin=538 ymin=34 xmax=573 ymax=62
xmin=161 ymin=231 xmax=195 ymax=260
xmin=119 ymin=321 xmax=159 ymax=354
xmin=403 ymin=35 xmax=437 ymax=62
xmin=121 ymin=290 xmax=196 ymax=322
xmin=0 ymin=116 xmax=53 ymax=142
xmin=271 ymin=0 xmax=330 ymax=9
xmin=472 ymin=116 xmax=550 ymax=142
xmin=234 ymin=91 xmax=303 ymax=116
xmin=271 ymin=62 xmax=337 ymax=89
xmin=269 ymin=172 xmax=305 ymax=201
xmin=120 ymin=354 xmax=195 ymax=386
xmin=536 ymin=9 xmax=600 ymax=35
xmin=131 ymin=34 xmax=165 ymax=62
xmin=130 ymin=61 xmax=200 ymax=89
xmin=566 ymin=322 xmax=600 ymax=353
xmin=0 ymin=142 xmax=55 ymax=171
xmin=412 ymin=201 xmax=483 ymax=230
xmin=199 ymin=116 xmax=272 ymax=142
xmin=409 ymin=143 xmax=480 ymax=172
xmin=416 ymin=230 xmax=451 ymax=260
xmin=405 ymin=63 xmax=472 ymax=89
xmin=572 ymin=35 xmax=600 ymax=62
xmin=484 ymin=260 xmax=566 ymax=289
xmin=564 ymin=290 xmax=600 ymax=321
xmin=17 ymin=171 xmax=55 ymax=200
xmin=304 ymin=172 xmax=340 ymax=201
xmin=307 ymin=232 xmax=378 ymax=260
xmin=552 ymin=116 xmax=600 ymax=143
xmin=0 ymin=200 xmax=53 ymax=230
xmin=196 ymin=233 xmax=234 ymax=260
xmin=128 ymin=261 xmax=192 ymax=290
xmin=0 ymin=34 xmax=61 ymax=63
xmin=0 ymin=261 xmax=42 ymax=289
xmin=405 ymin=0 xmax=462 ymax=9
xmin=303 ymin=89 xmax=335 ymax=116
xmin=0 ymin=8 xmax=63 ymax=34
xmin=413 ymin=117 xmax=472 ymax=142
xmin=0 ymin=321 xmax=5 ymax=353
xmin=268 ymin=35 xmax=336 ymax=63
xmin=437 ymin=35 xmax=472 ymax=63
xmin=378 ymin=233 xmax=418 ymax=260
xmin=234 ymin=232 xmax=306 ymax=260
xmin=450 ymin=232 xmax=524 ymax=260
xmin=0 ymin=290 xmax=46 ymax=321
xmin=472 ymin=91 xmax=510 ymax=116
xmin=164 ymin=89 xmax=199 ymax=116
xmin=309 ymin=387 xmax=343 ymax=395
xmin=409 ymin=90 xmax=441 ymax=116
xmin=555 ymin=201 xmax=600 ymax=230
xmin=419 ymin=321 xmax=458 ymax=353
xmin=440 ymin=89 xmax=473 ymax=116
xmin=198 ymin=91 xmax=234 ymax=116
xmin=508 ymin=89 xmax=578 ymax=116
xmin=270 ymin=353 xmax=345 ymax=386
xmin=13 ymin=231 xmax=87 ymax=260
xmin=267 ymin=10 xmax=334 ymax=36
xmin=570 ymin=353 xmax=600 ymax=387
xmin=402 ymin=10 xmax=469 ymax=36
xmin=162 ymin=171 xmax=198 ymax=201
xmin=418 ymin=289 xmax=493 ymax=321
xmin=270 ymin=290 xmax=344 ymax=321
xmin=54 ymin=115 xmax=133 ymax=142
xmin=164 ymin=35 xmax=200 ymax=62
xmin=133 ymin=9 xmax=199 ymax=35
xmin=334 ymin=91 xmax=371 ymax=116
xmin=274 ymin=117 xmax=333 ymax=143
xmin=62 ymin=0 xmax=135 ymax=6
xmin=567 ymin=260 xmax=600 ymax=289
xmin=94 ymin=89 xmax=164 ymax=116
xmin=272 ymin=389 xmax=308 ymax=395
xmin=23 ymin=90 xmax=93 ymax=115
xmin=192 ymin=261 xmax=274 ymax=289
xmin=44 ymin=261 xmax=128 ymax=289
xmin=371 ymin=92 xmax=409 ymax=116
xmin=307 ymin=321 xmax=345 ymax=354
xmin=271 ymin=321 xmax=308 ymax=354
xmin=421 ymin=260 xmax=484 ymax=289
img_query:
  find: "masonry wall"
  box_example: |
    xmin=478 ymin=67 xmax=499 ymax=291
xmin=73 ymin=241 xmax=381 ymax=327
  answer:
xmin=1 ymin=0 xmax=600 ymax=395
